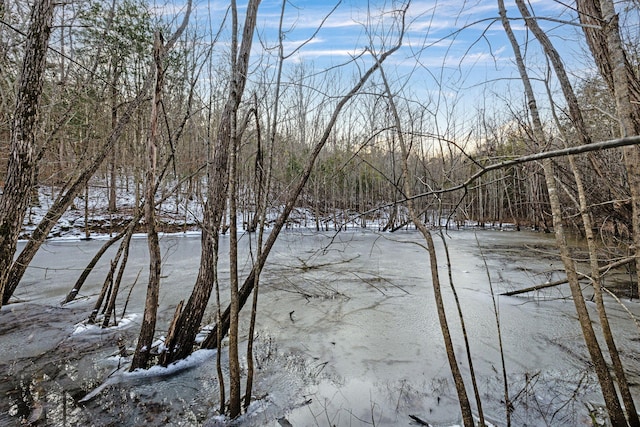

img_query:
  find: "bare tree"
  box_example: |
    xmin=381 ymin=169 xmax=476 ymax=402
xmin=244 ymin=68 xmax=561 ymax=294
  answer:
xmin=504 ymin=1 xmax=628 ymax=424
xmin=130 ymin=30 xmax=165 ymax=371
xmin=0 ymin=0 xmax=54 ymax=309
xmin=2 ymin=0 xmax=192 ymax=306
xmin=159 ymin=0 xmax=261 ymax=373
xmin=200 ymin=10 xmax=406 ymax=353
xmin=372 ymin=49 xmax=477 ymax=427
xmin=577 ymin=0 xmax=640 ymax=298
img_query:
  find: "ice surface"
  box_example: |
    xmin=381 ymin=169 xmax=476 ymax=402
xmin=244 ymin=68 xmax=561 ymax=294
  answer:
xmin=2 ymin=229 xmax=639 ymax=426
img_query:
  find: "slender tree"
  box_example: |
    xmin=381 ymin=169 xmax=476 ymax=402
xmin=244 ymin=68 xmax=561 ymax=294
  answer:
xmin=160 ymin=0 xmax=262 ymax=369
xmin=372 ymin=49 xmax=476 ymax=426
xmin=2 ymin=0 xmax=192 ymax=305
xmin=578 ymin=0 xmax=640 ymax=297
xmin=0 ymin=0 xmax=54 ymax=309
xmin=505 ymin=1 xmax=628 ymax=424
xmin=201 ymin=9 xmax=407 ymax=352
xmin=130 ymin=30 xmax=165 ymax=371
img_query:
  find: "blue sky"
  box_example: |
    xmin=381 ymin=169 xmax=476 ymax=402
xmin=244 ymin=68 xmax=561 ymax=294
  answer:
xmin=172 ymin=0 xmax=582 ymax=69
xmin=247 ymin=1 xmax=582 ymax=70
xmin=250 ymin=1 xmax=588 ymax=109
xmin=161 ymin=0 xmax=596 ymax=135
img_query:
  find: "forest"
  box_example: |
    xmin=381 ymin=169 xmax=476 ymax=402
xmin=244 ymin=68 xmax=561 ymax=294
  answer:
xmin=1 ymin=0 xmax=640 ymax=426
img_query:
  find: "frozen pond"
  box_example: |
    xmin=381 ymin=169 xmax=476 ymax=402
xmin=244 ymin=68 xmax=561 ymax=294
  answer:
xmin=1 ymin=229 xmax=640 ymax=426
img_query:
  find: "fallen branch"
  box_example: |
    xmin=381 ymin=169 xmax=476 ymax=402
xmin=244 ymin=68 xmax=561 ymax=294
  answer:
xmin=502 ymin=256 xmax=634 ymax=296
xmin=409 ymin=414 xmax=431 ymax=426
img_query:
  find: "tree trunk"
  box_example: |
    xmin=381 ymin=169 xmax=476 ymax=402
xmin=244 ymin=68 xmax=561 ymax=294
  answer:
xmin=0 ymin=0 xmax=54 ymax=309
xmin=63 ymin=221 xmax=130 ymax=304
xmin=160 ymin=0 xmax=261 ymax=367
xmin=101 ymin=224 xmax=135 ymax=327
xmin=578 ymin=1 xmax=640 ymax=422
xmin=130 ymin=31 xmax=165 ymax=371
xmin=226 ymin=1 xmax=242 ymax=416
xmin=507 ymin=2 xmax=628 ymax=424
xmin=374 ymin=50 xmax=476 ymax=426
xmin=108 ymin=66 xmax=120 ymax=213
xmin=201 ymin=34 xmax=405 ymax=351
xmin=545 ymin=78 xmax=640 ymax=426
xmin=585 ymin=0 xmax=640 ymax=310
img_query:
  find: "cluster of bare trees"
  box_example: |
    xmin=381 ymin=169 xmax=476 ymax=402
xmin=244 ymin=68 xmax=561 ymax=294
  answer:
xmin=2 ymin=0 xmax=640 ymax=424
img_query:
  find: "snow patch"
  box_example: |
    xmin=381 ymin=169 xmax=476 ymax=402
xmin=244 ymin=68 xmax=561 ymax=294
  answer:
xmin=72 ymin=313 xmax=138 ymax=335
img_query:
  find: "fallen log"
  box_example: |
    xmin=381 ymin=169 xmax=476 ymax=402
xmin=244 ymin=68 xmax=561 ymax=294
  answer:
xmin=501 ymin=256 xmax=634 ymax=296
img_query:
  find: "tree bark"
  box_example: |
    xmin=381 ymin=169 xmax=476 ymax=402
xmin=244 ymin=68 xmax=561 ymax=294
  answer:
xmin=545 ymin=69 xmax=640 ymax=426
xmin=63 ymin=223 xmax=129 ymax=305
xmin=101 ymin=225 xmax=134 ymax=328
xmin=160 ymin=0 xmax=262 ymax=367
xmin=588 ymin=0 xmax=640 ymax=311
xmin=373 ymin=47 xmax=476 ymax=426
xmin=201 ymin=34 xmax=405 ymax=351
xmin=131 ymin=31 xmax=165 ymax=371
xmin=577 ymin=1 xmax=640 ymax=422
xmin=108 ymin=66 xmax=120 ymax=213
xmin=0 ymin=0 xmax=54 ymax=309
xmin=226 ymin=0 xmax=242 ymax=416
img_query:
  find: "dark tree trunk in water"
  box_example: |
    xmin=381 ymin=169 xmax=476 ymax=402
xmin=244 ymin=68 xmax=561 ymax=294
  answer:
xmin=131 ymin=31 xmax=165 ymax=371
xmin=160 ymin=0 xmax=261 ymax=367
xmin=0 ymin=0 xmax=54 ymax=309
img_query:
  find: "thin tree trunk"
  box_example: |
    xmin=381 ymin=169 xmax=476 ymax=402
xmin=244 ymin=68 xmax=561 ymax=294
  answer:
xmin=373 ymin=50 xmax=475 ymax=426
xmin=594 ymin=0 xmax=640 ymax=313
xmin=447 ymin=232 xmax=489 ymax=425
xmin=546 ymin=79 xmax=640 ymax=426
xmin=243 ymin=132 xmax=263 ymax=411
xmin=0 ymin=0 xmax=54 ymax=309
xmin=227 ymin=1 xmax=242 ymax=415
xmin=506 ymin=2 xmax=628 ymax=423
xmin=63 ymin=161 xmax=203 ymax=305
xmin=228 ymin=120 xmax=241 ymax=416
xmin=63 ymin=220 xmax=130 ymax=305
xmin=578 ymin=1 xmax=640 ymax=422
xmin=3 ymin=77 xmax=153 ymax=306
xmin=88 ymin=258 xmax=116 ymax=324
xmin=130 ymin=31 xmax=165 ymax=371
xmin=474 ymin=234 xmax=510 ymax=425
xmin=246 ymin=4 xmax=281 ymax=408
xmin=101 ymin=224 xmax=134 ymax=327
xmin=108 ymin=66 xmax=120 ymax=213
xmin=201 ymin=28 xmax=406 ymax=351
xmin=160 ymin=0 xmax=261 ymax=367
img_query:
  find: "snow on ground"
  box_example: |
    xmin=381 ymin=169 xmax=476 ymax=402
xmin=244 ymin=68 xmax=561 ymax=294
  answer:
xmin=7 ymin=181 xmax=606 ymax=427
xmin=22 ymin=180 xmax=518 ymax=242
xmin=21 ymin=179 xmax=205 ymax=240
xmin=73 ymin=313 xmax=139 ymax=335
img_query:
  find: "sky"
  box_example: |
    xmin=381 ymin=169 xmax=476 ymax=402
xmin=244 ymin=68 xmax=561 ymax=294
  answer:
xmin=261 ymin=1 xmax=589 ymax=128
xmin=252 ymin=1 xmax=582 ymax=70
xmin=160 ymin=0 xmax=600 ymax=136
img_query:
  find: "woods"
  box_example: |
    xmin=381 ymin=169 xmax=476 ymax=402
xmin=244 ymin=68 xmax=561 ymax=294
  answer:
xmin=2 ymin=0 xmax=640 ymax=425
